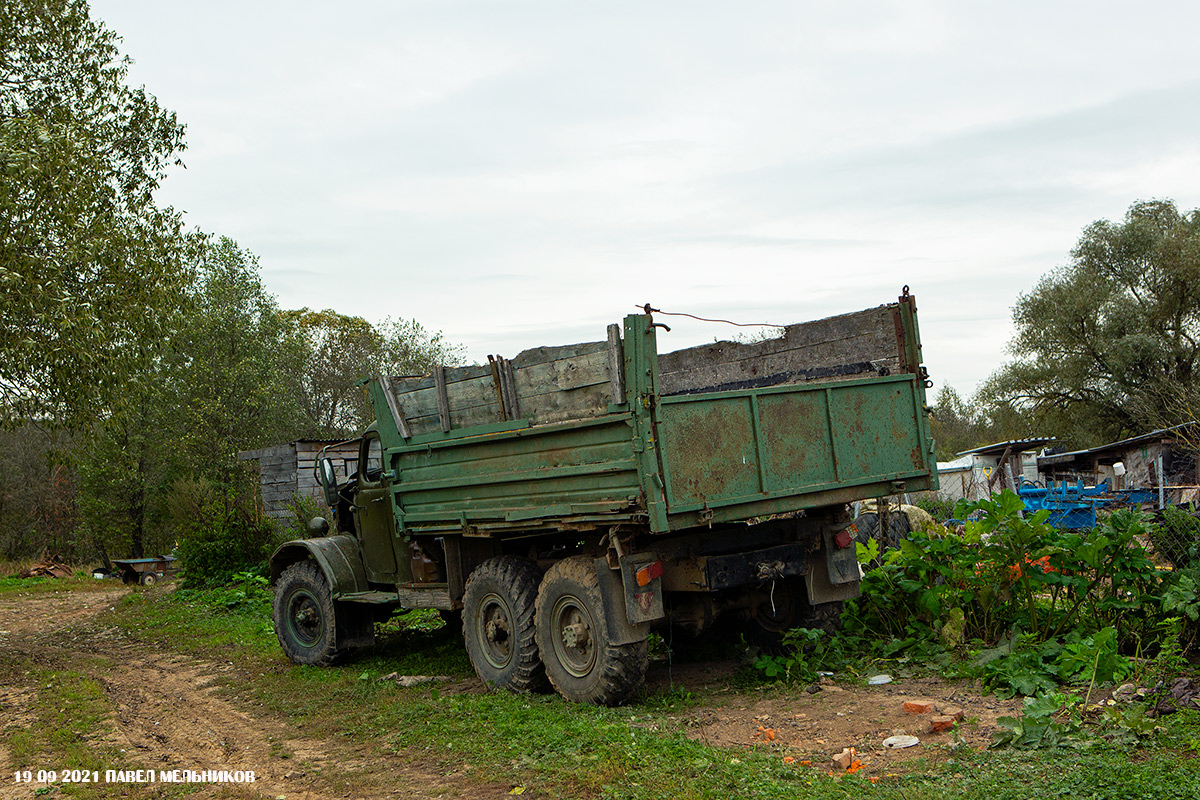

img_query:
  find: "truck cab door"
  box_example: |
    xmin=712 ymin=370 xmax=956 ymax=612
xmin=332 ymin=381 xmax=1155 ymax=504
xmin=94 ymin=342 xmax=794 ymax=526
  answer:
xmin=353 ymin=432 xmax=400 ymax=582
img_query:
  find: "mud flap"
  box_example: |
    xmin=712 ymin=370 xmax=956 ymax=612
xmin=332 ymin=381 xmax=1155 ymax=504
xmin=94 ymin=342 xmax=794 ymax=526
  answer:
xmin=335 ymin=602 xmax=376 ymax=649
xmin=594 ymin=558 xmax=651 ymax=646
xmin=806 ymin=528 xmax=862 ymax=605
xmin=619 ymin=552 xmax=665 ymax=625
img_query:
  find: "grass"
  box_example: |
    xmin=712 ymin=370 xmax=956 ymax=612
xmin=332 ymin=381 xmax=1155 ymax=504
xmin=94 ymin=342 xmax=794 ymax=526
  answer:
xmin=6 ymin=664 xmax=113 ymax=771
xmin=3 ymin=577 xmax=1199 ymax=799
xmin=106 ymin=585 xmax=1200 ymax=799
xmin=0 ymin=571 xmax=119 ymax=595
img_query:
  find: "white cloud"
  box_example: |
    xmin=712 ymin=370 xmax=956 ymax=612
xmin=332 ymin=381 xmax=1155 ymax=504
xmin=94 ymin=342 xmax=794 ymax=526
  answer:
xmin=90 ymin=0 xmax=1200 ymax=406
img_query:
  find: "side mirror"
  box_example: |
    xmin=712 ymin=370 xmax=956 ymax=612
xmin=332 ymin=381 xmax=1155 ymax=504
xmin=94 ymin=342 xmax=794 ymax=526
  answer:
xmin=316 ymin=457 xmax=339 ymax=507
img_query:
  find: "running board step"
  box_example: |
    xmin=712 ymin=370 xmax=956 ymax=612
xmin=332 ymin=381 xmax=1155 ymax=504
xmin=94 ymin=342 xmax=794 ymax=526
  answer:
xmin=339 ymin=587 xmax=453 ymax=611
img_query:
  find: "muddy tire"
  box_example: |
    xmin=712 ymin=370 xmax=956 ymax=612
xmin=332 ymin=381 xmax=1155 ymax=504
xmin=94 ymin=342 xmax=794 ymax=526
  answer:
xmin=462 ymin=556 xmax=546 ymax=692
xmin=748 ymin=578 xmax=842 ymax=648
xmin=274 ymin=561 xmax=346 ymax=666
xmin=139 ymin=572 xmax=157 ymax=587
xmin=535 ymin=557 xmax=648 ymax=705
xmin=802 ymin=600 xmax=844 ymax=633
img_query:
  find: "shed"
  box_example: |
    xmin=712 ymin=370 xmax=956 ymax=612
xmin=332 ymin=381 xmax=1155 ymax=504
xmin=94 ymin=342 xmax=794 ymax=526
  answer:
xmin=944 ymin=438 xmax=1058 ymax=501
xmin=934 ymin=455 xmax=975 ymax=502
xmin=238 ymin=439 xmax=361 ymax=523
xmin=1037 ymin=424 xmax=1197 ymax=503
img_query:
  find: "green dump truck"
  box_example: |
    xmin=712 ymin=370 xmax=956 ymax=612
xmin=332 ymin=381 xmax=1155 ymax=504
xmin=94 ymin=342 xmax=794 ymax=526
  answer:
xmin=270 ymin=288 xmax=938 ymax=704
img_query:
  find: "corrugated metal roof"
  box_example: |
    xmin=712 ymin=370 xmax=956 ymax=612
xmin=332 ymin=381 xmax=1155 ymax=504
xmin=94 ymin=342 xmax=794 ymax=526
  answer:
xmin=938 ymin=455 xmax=974 ymax=471
xmin=956 ymin=437 xmax=1057 ymax=457
xmin=1038 ymin=423 xmax=1193 ymax=466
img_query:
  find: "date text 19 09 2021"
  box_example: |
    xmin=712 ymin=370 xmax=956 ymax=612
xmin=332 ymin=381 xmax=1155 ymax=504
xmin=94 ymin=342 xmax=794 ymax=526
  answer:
xmin=13 ymin=770 xmax=100 ymax=784
xmin=12 ymin=769 xmax=257 ymax=784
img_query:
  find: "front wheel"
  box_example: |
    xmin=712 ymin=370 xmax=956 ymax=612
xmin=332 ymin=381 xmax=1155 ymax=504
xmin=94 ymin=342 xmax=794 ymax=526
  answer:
xmin=534 ymin=557 xmax=647 ymax=705
xmin=462 ymin=556 xmax=546 ymax=692
xmin=274 ymin=561 xmax=346 ymax=665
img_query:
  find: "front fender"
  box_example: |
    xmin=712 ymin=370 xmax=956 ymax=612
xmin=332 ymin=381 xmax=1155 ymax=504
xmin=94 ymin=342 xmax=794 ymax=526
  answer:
xmin=270 ymin=535 xmax=369 ymax=598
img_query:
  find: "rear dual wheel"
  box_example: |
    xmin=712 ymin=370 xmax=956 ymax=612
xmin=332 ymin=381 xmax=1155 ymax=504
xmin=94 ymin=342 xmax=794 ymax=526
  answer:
xmin=534 ymin=557 xmax=647 ymax=706
xmin=462 ymin=555 xmax=648 ymax=705
xmin=462 ymin=556 xmax=546 ymax=692
xmin=748 ymin=577 xmax=843 ymax=649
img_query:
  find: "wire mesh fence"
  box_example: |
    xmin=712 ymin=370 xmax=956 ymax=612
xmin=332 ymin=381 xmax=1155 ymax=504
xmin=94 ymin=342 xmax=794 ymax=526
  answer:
xmin=1149 ymin=503 xmax=1200 ymax=570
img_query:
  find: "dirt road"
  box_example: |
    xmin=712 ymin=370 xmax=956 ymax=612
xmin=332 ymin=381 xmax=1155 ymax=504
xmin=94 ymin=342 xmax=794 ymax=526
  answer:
xmin=1 ymin=582 xmax=1025 ymax=797
xmin=0 ymin=585 xmax=524 ymax=800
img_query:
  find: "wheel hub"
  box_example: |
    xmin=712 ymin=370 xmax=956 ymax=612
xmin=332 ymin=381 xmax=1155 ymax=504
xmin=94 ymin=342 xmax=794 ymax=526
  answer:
xmin=288 ymin=593 xmax=323 ymax=645
xmin=486 ymin=616 xmax=510 ymax=642
xmin=561 ymin=622 xmax=589 ymax=649
xmin=478 ymin=592 xmax=515 ymax=669
xmin=551 ymin=596 xmax=597 ymax=678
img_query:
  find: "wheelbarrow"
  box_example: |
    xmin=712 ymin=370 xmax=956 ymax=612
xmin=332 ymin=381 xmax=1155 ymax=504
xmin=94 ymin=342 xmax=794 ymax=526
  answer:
xmin=111 ymin=556 xmax=178 ymax=586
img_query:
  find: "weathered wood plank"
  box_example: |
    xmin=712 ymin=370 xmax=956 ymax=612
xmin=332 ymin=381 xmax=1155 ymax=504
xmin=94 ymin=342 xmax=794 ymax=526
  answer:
xmin=510 ymin=340 xmax=609 ymax=368
xmin=401 ymin=380 xmax=614 ymax=434
xmin=488 ymin=357 xmax=507 ymax=422
xmin=262 ymin=476 xmax=297 ymax=489
xmin=238 ymin=444 xmax=294 ymax=462
xmin=250 ymin=454 xmax=298 ymax=469
xmin=502 ymin=358 xmax=520 ymax=420
xmin=607 ymin=324 xmax=625 ymax=405
xmin=396 ymin=347 xmax=616 ymax=434
xmin=434 ymin=365 xmax=451 ymax=432
xmin=395 ymin=586 xmax=453 ymax=610
xmin=378 ymin=376 xmax=412 ymax=439
xmin=391 ymin=341 xmax=609 ymax=395
xmin=397 ymin=348 xmax=613 ymax=423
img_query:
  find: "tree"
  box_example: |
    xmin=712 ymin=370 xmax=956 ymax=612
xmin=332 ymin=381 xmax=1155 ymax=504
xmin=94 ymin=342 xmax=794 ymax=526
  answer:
xmin=929 ymin=385 xmax=982 ymax=461
xmin=72 ymin=236 xmax=303 ymax=560
xmin=981 ymin=200 xmax=1200 ymax=447
xmin=0 ymin=423 xmax=76 ymax=560
xmin=928 ymin=385 xmax=1040 ymax=460
xmin=0 ymin=0 xmax=188 ymax=423
xmin=281 ymin=309 xmax=464 ymax=437
xmin=279 ymin=309 xmax=385 ymax=437
xmin=167 ymin=237 xmax=305 ymax=476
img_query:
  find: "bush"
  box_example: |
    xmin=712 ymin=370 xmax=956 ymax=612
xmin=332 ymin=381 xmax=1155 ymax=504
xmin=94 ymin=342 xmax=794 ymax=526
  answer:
xmin=842 ymin=492 xmax=1191 ymax=688
xmin=167 ymin=476 xmax=279 ymax=587
xmin=283 ymin=491 xmax=326 ymax=540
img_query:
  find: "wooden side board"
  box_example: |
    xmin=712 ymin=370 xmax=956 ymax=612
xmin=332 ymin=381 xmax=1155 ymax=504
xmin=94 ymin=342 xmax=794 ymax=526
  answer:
xmin=390 ymin=340 xmax=618 ymax=436
xmin=383 ymin=304 xmax=906 ymax=436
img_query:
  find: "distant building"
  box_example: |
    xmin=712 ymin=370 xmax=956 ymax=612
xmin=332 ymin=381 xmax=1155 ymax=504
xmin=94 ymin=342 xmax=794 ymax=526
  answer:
xmin=935 ymin=438 xmax=1058 ymax=502
xmin=1037 ymin=425 xmax=1197 ymax=504
xmin=238 ymin=439 xmax=360 ymax=523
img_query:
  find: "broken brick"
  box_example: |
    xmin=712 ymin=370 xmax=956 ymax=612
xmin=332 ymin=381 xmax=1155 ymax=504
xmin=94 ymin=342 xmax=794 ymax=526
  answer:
xmin=903 ymin=700 xmax=935 ymax=714
xmin=832 ymin=748 xmax=855 ymax=770
xmin=929 ymin=715 xmax=956 ymax=733
xmin=942 ymin=706 xmax=965 ymax=721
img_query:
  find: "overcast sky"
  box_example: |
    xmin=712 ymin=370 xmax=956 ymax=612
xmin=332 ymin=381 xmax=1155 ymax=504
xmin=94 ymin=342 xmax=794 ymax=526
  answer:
xmin=90 ymin=0 xmax=1200 ymax=399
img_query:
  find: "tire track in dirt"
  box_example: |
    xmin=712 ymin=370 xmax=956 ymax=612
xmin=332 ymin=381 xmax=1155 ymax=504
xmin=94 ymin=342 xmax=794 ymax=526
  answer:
xmin=0 ymin=585 xmax=533 ymax=799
